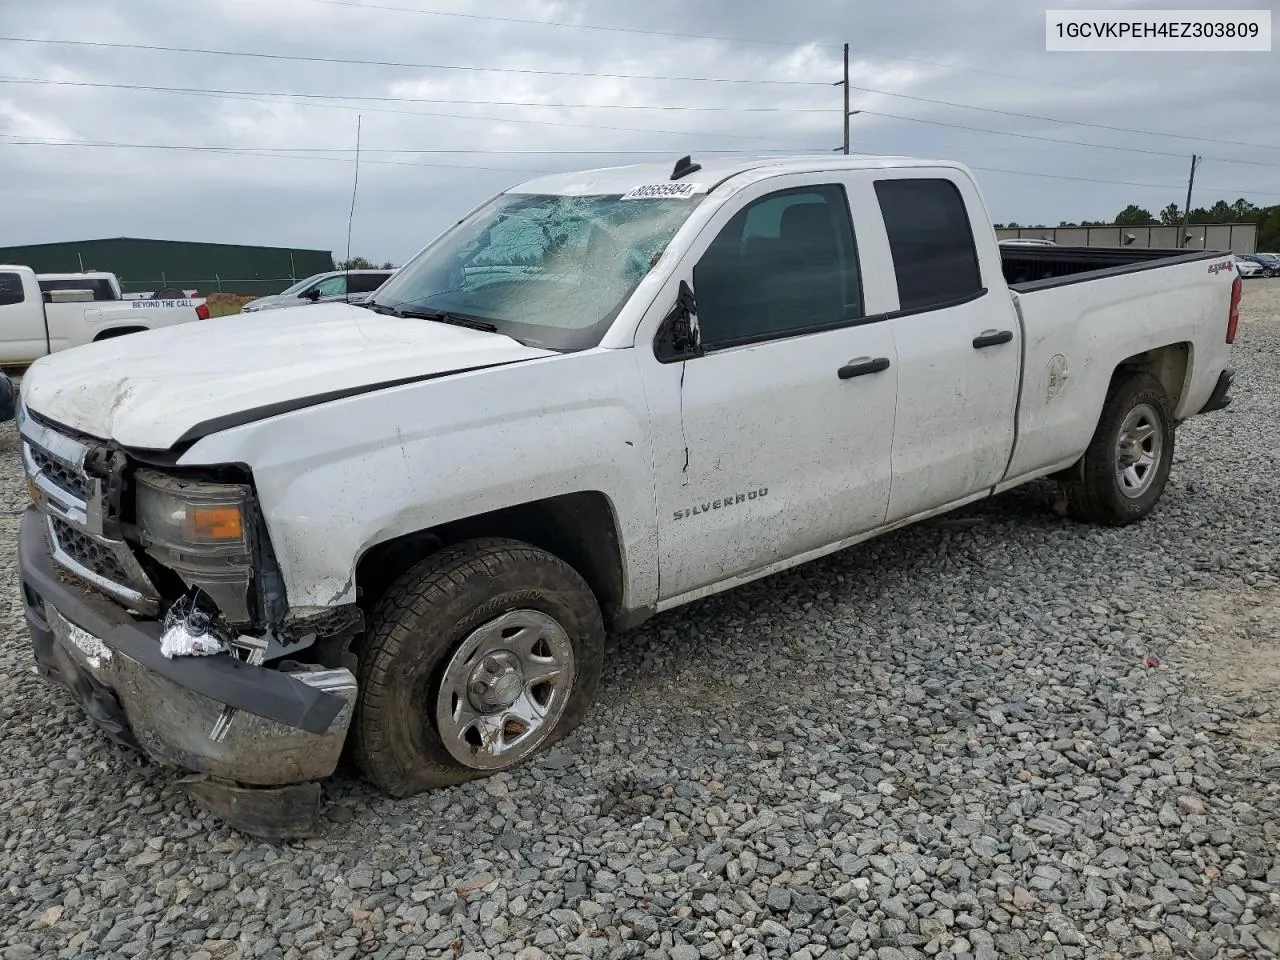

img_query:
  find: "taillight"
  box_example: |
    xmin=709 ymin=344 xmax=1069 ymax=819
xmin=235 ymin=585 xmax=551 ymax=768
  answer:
xmin=196 ymin=303 xmax=210 ymax=321
xmin=1226 ymin=275 xmax=1241 ymax=344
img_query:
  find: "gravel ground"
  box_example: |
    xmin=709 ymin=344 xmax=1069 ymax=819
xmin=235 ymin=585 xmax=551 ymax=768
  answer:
xmin=1 ymin=281 xmax=1278 ymax=960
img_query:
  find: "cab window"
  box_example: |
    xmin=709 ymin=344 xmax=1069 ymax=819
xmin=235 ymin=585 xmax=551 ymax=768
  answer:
xmin=312 ymin=276 xmax=348 ymax=297
xmin=692 ymin=185 xmax=863 ymax=350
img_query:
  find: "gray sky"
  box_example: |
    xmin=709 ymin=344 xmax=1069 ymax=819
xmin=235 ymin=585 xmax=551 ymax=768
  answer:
xmin=1 ymin=0 xmax=1277 ymax=264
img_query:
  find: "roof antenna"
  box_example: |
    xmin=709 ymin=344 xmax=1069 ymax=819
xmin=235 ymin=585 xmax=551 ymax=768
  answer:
xmin=344 ymin=114 xmax=362 ymax=300
xmin=671 ymin=155 xmax=701 ymax=181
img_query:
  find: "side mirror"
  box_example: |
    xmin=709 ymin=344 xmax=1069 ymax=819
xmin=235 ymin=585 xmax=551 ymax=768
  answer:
xmin=301 ymin=288 xmax=321 ymax=301
xmin=654 ymin=279 xmax=702 ymax=362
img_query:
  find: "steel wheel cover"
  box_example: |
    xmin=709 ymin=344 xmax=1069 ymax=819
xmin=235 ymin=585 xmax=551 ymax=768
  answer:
xmin=434 ymin=609 xmax=575 ymax=770
xmin=1115 ymin=402 xmax=1163 ymax=499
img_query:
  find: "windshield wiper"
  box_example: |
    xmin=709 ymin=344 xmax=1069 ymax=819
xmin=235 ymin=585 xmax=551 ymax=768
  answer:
xmin=357 ymin=301 xmax=403 ymax=316
xmin=395 ymin=307 xmax=499 ymax=333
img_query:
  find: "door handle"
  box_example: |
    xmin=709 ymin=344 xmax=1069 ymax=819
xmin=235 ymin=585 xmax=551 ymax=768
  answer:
xmin=973 ymin=329 xmax=1014 ymax=349
xmin=837 ymin=356 xmax=891 ymax=380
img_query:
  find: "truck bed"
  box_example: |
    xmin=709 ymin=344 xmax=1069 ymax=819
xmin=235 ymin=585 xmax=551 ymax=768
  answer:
xmin=1000 ymin=243 xmax=1235 ymax=487
xmin=1001 ymin=245 xmax=1225 ymax=290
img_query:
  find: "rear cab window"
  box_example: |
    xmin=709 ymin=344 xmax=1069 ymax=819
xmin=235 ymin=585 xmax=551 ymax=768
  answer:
xmin=0 ymin=272 xmax=24 ymax=307
xmin=874 ymin=178 xmax=983 ymax=312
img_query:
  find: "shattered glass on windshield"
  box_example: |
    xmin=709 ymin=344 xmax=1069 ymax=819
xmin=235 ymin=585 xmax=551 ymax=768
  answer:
xmin=371 ymin=192 xmax=701 ymax=350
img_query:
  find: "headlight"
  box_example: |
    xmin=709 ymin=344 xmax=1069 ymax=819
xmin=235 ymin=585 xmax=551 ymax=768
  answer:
xmin=135 ymin=470 xmax=256 ymax=623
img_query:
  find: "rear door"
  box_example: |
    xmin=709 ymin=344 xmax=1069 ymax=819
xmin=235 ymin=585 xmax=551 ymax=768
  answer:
xmin=872 ymin=174 xmax=1021 ymax=522
xmin=639 ymin=175 xmax=900 ymax=600
xmin=0 ymin=270 xmax=50 ymax=363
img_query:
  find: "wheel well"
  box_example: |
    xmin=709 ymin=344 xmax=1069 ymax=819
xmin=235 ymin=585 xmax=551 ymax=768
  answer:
xmin=1055 ymin=342 xmax=1192 ymax=484
xmin=93 ymin=326 xmax=148 ymax=341
xmin=354 ymin=491 xmax=626 ymax=626
xmin=1113 ymin=342 xmax=1190 ymax=411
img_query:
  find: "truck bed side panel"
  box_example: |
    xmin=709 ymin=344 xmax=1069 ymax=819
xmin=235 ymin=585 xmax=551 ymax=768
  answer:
xmin=1005 ymin=253 xmax=1234 ymax=482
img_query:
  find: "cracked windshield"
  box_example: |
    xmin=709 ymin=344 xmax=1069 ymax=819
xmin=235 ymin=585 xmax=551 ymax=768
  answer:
xmin=372 ymin=192 xmax=700 ymax=350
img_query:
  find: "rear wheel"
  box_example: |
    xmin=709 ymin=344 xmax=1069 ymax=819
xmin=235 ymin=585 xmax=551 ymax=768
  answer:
xmin=93 ymin=326 xmax=147 ymax=341
xmin=351 ymin=538 xmax=604 ymax=796
xmin=1060 ymin=373 xmax=1174 ymax=525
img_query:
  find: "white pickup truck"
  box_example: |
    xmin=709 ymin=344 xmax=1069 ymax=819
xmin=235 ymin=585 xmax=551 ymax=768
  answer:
xmin=16 ymin=155 xmax=1239 ymax=836
xmin=0 ymin=266 xmax=209 ymax=364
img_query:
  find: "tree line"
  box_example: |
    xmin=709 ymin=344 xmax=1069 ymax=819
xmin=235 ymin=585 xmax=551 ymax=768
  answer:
xmin=996 ymin=198 xmax=1280 ymax=249
xmin=337 ymin=257 xmax=398 ymax=270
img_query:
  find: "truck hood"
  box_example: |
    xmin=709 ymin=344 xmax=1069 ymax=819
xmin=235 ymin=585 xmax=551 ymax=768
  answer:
xmin=20 ymin=302 xmax=556 ymax=449
xmin=241 ymin=294 xmax=289 ymax=311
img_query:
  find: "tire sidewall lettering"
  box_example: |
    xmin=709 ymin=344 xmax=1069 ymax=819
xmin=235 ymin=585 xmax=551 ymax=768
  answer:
xmin=457 ymin=589 xmax=549 ymax=635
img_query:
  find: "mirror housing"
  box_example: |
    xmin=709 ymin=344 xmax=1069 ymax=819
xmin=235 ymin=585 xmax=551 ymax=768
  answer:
xmin=301 ymin=288 xmax=322 ymax=301
xmin=654 ymin=279 xmax=702 ymax=363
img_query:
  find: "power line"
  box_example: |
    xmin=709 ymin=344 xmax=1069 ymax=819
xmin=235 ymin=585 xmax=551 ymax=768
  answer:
xmin=5 ymin=135 xmax=1278 ymax=197
xmin=296 ymin=0 xmax=1100 ymax=93
xmin=10 ymin=68 xmax=1275 ymax=165
xmin=0 ymin=36 xmax=828 ymax=85
xmin=848 ymin=83 xmax=1280 ymax=153
xmin=967 ymin=164 xmax=1280 ymax=198
xmin=861 ymin=110 xmax=1280 ymax=170
xmin=13 ymin=75 xmax=1278 ymax=179
xmin=0 ymin=136 xmax=555 ymax=173
xmin=304 ymin=0 xmax=836 ymax=49
xmin=0 ymin=76 xmax=828 ymax=112
xmin=0 ymin=77 xmax=825 ymax=144
xmin=0 ymin=136 xmax=828 ymax=155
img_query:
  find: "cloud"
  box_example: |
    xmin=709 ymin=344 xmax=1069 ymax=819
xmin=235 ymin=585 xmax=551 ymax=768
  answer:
xmin=0 ymin=0 xmax=1275 ymax=264
xmin=0 ymin=98 xmax=77 ymax=140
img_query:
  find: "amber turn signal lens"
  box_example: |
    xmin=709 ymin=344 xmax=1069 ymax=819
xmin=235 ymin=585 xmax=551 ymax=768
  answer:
xmin=187 ymin=506 xmax=244 ymax=542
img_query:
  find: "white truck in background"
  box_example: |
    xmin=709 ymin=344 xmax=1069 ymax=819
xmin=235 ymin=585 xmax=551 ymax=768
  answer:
xmin=15 ymin=155 xmax=1239 ymax=837
xmin=0 ymin=266 xmax=209 ymax=364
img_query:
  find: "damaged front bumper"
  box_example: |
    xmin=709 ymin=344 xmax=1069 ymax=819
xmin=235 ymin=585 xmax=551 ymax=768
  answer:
xmin=18 ymin=508 xmax=356 ymax=838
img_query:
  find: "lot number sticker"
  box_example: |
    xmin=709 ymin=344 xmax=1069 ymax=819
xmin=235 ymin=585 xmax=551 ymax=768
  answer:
xmin=620 ymin=182 xmax=703 ymax=200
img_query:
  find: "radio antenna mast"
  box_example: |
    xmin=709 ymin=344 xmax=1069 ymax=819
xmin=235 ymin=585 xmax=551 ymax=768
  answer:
xmin=344 ymin=114 xmax=362 ymax=297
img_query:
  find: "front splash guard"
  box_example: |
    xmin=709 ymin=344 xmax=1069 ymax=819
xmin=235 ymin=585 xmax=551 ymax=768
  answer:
xmin=179 ymin=775 xmax=323 ymax=840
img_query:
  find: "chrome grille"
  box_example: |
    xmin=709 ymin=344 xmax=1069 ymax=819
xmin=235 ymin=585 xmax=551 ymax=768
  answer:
xmin=19 ymin=405 xmax=160 ymax=614
xmin=49 ymin=516 xmax=132 ymax=585
xmin=28 ymin=444 xmax=91 ymax=501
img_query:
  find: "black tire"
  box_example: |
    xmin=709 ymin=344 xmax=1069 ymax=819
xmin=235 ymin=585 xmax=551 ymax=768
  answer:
xmin=151 ymin=287 xmax=186 ymax=300
xmin=1062 ymin=372 xmax=1174 ymax=525
xmin=351 ymin=537 xmax=604 ymax=797
xmin=93 ymin=326 xmax=147 ymax=341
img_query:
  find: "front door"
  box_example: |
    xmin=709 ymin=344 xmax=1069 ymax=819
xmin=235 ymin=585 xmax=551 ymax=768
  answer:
xmin=640 ymin=179 xmax=900 ymax=601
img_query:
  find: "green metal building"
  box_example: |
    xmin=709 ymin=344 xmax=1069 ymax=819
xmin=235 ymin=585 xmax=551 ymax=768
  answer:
xmin=0 ymin=237 xmax=335 ymax=297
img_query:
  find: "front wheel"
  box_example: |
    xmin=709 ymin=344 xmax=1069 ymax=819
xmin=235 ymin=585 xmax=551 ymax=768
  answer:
xmin=1060 ymin=372 xmax=1175 ymax=525
xmin=351 ymin=538 xmax=604 ymax=797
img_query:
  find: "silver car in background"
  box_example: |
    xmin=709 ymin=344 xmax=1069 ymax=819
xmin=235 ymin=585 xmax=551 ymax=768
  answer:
xmin=240 ymin=269 xmax=395 ymax=313
xmin=1234 ymin=256 xmax=1266 ymax=279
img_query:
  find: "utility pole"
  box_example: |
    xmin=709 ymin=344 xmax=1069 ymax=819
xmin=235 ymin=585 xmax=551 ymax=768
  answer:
xmin=841 ymin=43 xmax=850 ymax=154
xmin=1179 ymin=154 xmax=1201 ymax=248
